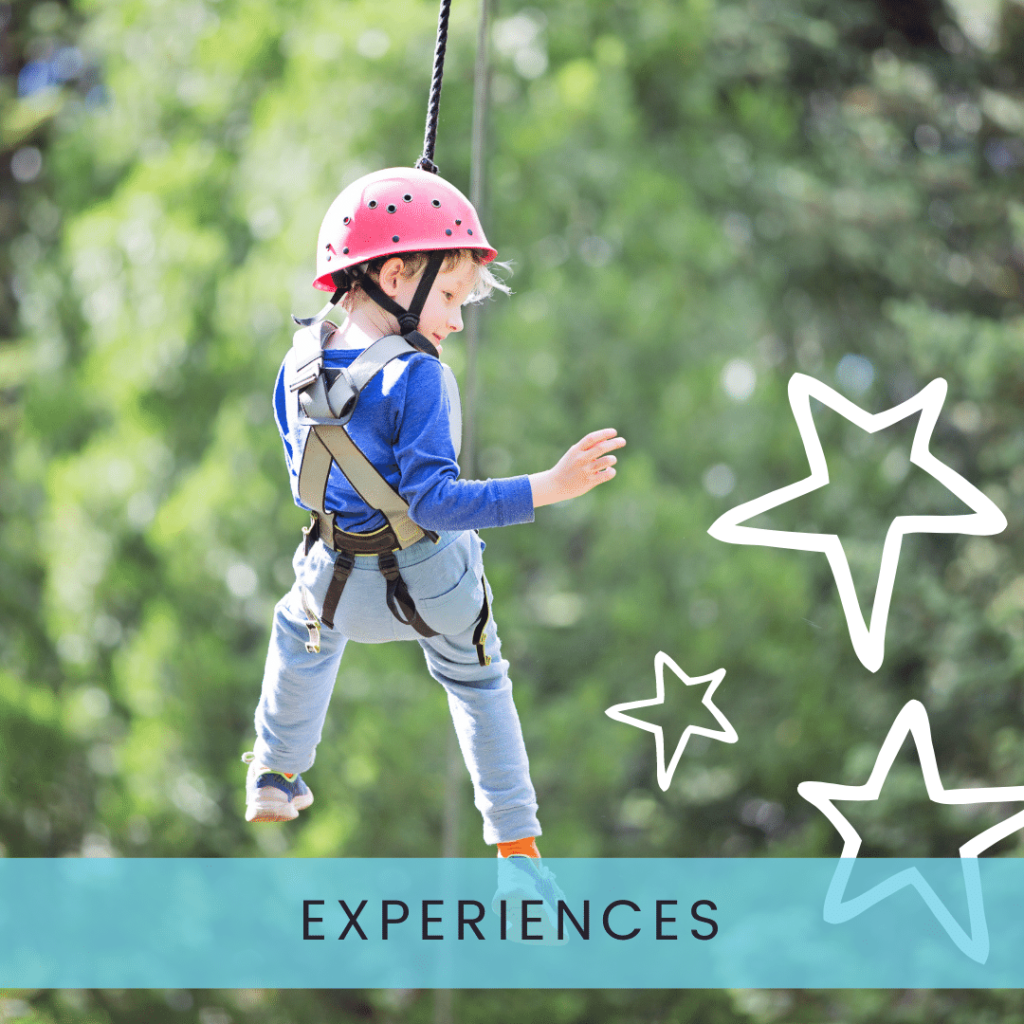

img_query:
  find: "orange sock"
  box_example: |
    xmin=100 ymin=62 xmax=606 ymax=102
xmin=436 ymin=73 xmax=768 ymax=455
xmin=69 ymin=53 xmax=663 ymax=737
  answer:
xmin=497 ymin=836 xmax=540 ymax=858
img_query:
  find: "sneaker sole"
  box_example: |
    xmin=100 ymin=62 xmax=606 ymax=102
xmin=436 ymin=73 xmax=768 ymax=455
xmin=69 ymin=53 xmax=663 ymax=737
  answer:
xmin=246 ymin=789 xmax=313 ymax=823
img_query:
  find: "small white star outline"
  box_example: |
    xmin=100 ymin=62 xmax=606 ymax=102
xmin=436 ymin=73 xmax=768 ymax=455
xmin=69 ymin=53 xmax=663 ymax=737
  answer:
xmin=605 ymin=652 xmax=738 ymax=792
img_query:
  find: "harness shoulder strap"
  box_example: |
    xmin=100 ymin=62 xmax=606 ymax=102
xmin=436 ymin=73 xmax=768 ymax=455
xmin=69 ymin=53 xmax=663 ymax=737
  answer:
xmin=313 ymin=427 xmax=425 ymax=549
xmin=296 ymin=428 xmax=338 ymax=540
xmin=288 ymin=320 xmax=334 ymax=394
xmin=312 ymin=334 xmax=420 ymax=422
xmin=290 ymin=332 xmax=425 ymax=549
xmin=348 ymin=334 xmax=419 ymax=389
xmin=289 ymin=330 xmax=464 ymax=551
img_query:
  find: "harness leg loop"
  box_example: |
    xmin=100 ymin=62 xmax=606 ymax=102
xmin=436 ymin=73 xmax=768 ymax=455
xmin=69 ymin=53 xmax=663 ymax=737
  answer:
xmin=378 ymin=551 xmax=438 ymax=639
xmin=320 ymin=550 xmax=355 ymax=631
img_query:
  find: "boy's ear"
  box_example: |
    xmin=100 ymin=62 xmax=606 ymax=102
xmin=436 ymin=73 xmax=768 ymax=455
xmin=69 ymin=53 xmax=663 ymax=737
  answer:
xmin=378 ymin=257 xmax=406 ymax=298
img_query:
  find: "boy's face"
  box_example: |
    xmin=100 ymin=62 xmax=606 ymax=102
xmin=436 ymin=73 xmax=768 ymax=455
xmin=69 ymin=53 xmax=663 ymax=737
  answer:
xmin=383 ymin=257 xmax=479 ymax=355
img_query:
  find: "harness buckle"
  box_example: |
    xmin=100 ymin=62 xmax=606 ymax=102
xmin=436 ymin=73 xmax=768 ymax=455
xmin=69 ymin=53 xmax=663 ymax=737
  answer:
xmin=289 ymin=355 xmax=323 ymax=393
xmin=377 ymin=550 xmax=401 ymax=581
xmin=302 ymin=513 xmax=321 ymax=555
xmin=299 ymin=585 xmax=322 ymax=654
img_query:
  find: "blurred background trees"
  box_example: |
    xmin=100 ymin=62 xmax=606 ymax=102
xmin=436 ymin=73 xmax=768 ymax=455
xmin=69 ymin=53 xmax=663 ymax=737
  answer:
xmin=1 ymin=0 xmax=1022 ymax=1019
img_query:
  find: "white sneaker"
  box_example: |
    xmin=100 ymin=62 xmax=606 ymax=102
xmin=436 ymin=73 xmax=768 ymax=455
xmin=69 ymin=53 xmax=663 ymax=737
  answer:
xmin=242 ymin=751 xmax=314 ymax=822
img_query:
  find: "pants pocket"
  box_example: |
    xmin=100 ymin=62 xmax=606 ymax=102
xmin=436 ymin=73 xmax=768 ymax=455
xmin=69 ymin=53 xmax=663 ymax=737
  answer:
xmin=404 ymin=533 xmax=485 ymax=637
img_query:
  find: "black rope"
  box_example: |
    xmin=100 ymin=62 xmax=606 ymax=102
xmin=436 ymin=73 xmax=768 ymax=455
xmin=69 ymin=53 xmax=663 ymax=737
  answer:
xmin=416 ymin=0 xmax=451 ymax=174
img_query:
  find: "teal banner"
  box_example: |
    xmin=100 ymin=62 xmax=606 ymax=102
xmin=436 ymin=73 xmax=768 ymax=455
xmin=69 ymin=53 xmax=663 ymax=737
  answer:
xmin=1 ymin=858 xmax=1022 ymax=988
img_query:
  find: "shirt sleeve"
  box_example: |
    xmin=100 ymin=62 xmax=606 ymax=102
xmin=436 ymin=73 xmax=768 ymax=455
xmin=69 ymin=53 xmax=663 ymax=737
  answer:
xmin=392 ymin=356 xmax=535 ymax=531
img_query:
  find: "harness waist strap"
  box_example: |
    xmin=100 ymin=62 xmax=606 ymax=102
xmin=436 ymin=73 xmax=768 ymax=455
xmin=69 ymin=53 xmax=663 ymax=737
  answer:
xmin=331 ymin=522 xmax=401 ymax=555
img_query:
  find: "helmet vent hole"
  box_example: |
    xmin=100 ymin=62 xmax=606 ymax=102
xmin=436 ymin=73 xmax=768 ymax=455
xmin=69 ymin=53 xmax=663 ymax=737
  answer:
xmin=343 ymin=216 xmax=351 ymax=224
xmin=467 ymin=229 xmax=473 ymax=235
xmin=445 ymin=228 xmax=452 ymax=236
xmin=392 ymin=235 xmax=400 ymax=243
xmin=387 ymin=204 xmax=397 ymax=213
xmin=432 ymin=199 xmax=441 ymax=207
xmin=368 ymin=200 xmax=378 ymax=209
xmin=403 ymin=194 xmax=412 ymax=202
xmin=343 ymin=247 xmax=349 ymax=254
xmin=455 ymin=219 xmax=462 ymax=225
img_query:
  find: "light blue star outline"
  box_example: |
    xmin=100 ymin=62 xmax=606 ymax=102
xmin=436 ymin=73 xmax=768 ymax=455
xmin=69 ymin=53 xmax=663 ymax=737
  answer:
xmin=799 ymin=699 xmax=1024 ymax=964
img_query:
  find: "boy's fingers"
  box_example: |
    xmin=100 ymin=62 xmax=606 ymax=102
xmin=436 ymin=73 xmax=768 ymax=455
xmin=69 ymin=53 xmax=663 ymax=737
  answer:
xmin=581 ymin=440 xmax=624 ymax=464
xmin=577 ymin=439 xmax=625 ymax=464
xmin=577 ymin=428 xmax=620 ymax=450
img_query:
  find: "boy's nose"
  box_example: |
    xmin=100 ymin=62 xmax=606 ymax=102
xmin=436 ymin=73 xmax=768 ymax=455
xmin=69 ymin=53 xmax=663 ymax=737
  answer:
xmin=448 ymin=307 xmax=464 ymax=333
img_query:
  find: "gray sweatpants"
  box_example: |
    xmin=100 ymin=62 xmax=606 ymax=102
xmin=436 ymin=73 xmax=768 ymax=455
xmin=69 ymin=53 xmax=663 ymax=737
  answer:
xmin=252 ymin=528 xmax=541 ymax=844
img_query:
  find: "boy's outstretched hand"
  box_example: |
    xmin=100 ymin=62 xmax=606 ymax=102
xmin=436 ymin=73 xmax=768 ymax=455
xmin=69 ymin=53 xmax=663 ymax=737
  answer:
xmin=529 ymin=428 xmax=627 ymax=509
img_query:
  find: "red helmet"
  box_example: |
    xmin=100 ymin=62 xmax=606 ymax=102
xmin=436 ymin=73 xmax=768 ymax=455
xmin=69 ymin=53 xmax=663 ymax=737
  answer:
xmin=314 ymin=167 xmax=497 ymax=292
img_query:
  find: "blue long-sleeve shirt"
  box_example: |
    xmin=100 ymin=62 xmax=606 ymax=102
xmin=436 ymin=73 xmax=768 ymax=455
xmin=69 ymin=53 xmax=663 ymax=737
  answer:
xmin=274 ymin=345 xmax=535 ymax=534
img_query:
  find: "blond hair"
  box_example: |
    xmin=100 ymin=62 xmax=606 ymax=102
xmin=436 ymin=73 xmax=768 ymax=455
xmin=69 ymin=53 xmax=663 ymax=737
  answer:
xmin=352 ymin=248 xmax=511 ymax=305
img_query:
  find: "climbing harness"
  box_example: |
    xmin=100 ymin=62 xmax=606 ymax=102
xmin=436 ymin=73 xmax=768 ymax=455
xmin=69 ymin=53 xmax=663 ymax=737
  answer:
xmin=285 ymin=318 xmax=489 ymax=666
xmin=286 ymin=0 xmax=496 ymax=668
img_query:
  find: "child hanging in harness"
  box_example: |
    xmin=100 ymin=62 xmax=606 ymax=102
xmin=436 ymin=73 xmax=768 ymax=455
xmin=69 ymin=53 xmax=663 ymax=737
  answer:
xmin=243 ymin=167 xmax=625 ymax=874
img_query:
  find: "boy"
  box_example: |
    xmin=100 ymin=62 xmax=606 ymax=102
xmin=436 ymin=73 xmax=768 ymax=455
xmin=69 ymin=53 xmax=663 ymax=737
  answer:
xmin=244 ymin=168 xmax=624 ymax=872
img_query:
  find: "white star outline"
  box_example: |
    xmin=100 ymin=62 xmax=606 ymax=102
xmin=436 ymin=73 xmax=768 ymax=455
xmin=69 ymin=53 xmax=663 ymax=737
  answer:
xmin=605 ymin=652 xmax=738 ymax=792
xmin=798 ymin=699 xmax=1024 ymax=964
xmin=707 ymin=373 xmax=1007 ymax=672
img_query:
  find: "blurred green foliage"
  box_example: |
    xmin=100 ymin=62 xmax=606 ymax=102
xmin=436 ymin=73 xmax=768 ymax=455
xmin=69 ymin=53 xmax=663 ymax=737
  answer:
xmin=1 ymin=0 xmax=1023 ymax=1018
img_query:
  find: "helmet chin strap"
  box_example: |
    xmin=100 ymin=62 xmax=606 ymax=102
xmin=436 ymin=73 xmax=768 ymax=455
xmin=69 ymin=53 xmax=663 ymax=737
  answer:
xmin=290 ymin=253 xmax=445 ymax=358
xmin=291 ymin=267 xmax=355 ymax=328
xmin=354 ymin=252 xmax=446 ymax=357
xmin=290 ymin=288 xmax=345 ymax=328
